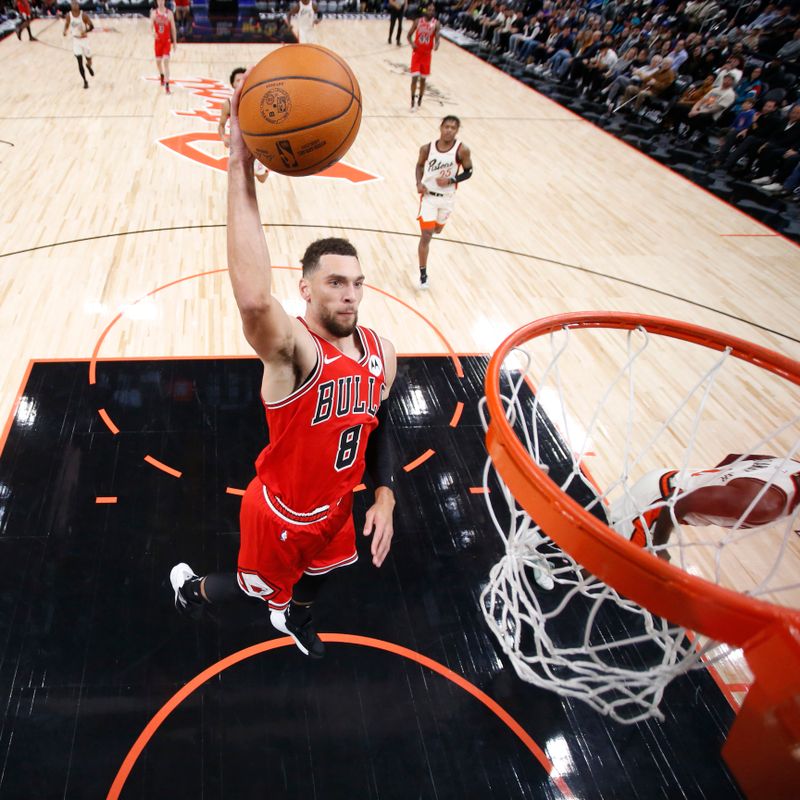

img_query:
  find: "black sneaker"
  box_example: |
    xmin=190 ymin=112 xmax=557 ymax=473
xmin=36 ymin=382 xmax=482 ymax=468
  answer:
xmin=169 ymin=562 xmax=204 ymax=619
xmin=419 ymin=269 xmax=428 ymax=290
xmin=270 ymin=607 xmax=325 ymax=659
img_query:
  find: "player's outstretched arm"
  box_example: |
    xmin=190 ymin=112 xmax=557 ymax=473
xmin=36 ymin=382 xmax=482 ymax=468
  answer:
xmin=83 ymin=12 xmax=93 ymax=32
xmin=227 ymin=73 xmax=295 ymax=364
xmin=169 ymin=10 xmax=177 ymax=46
xmin=363 ymin=340 xmax=398 ymax=567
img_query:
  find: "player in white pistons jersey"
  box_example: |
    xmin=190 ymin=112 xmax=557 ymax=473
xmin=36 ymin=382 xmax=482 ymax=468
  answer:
xmin=609 ymin=454 xmax=800 ymax=558
xmin=414 ymin=115 xmax=473 ymax=289
xmin=62 ymin=0 xmax=94 ymax=89
xmin=287 ymin=0 xmax=318 ymax=44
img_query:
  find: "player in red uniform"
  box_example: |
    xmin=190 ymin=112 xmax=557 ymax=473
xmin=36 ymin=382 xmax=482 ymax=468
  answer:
xmin=15 ymin=0 xmax=36 ymax=42
xmin=407 ymin=5 xmax=440 ymax=111
xmin=170 ymin=71 xmax=398 ymax=659
xmin=151 ymin=0 xmax=177 ymax=94
xmin=173 ymin=0 xmax=192 ymax=38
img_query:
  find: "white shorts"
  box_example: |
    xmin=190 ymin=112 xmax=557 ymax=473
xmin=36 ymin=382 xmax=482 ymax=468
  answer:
xmin=73 ymin=37 xmax=91 ymax=58
xmin=417 ymin=191 xmax=455 ymax=228
xmin=295 ymin=23 xmax=317 ymax=43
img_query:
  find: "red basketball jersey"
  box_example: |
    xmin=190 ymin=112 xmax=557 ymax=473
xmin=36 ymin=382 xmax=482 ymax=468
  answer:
xmin=17 ymin=0 xmax=31 ymax=15
xmin=255 ymin=321 xmax=386 ymax=518
xmin=153 ymin=9 xmax=171 ymax=40
xmin=414 ymin=17 xmax=437 ymax=54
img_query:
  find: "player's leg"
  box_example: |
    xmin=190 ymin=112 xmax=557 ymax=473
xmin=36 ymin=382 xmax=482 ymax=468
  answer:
xmin=417 ymin=76 xmax=427 ymax=106
xmin=163 ymin=49 xmax=171 ymax=93
xmin=75 ymin=54 xmax=88 ymax=88
xmin=395 ymin=8 xmax=402 ymax=44
xmin=156 ymin=55 xmax=164 ymax=85
xmin=84 ymin=43 xmax=94 ymax=76
xmin=417 ymin=195 xmax=438 ymax=287
xmin=410 ymin=75 xmax=418 ymax=109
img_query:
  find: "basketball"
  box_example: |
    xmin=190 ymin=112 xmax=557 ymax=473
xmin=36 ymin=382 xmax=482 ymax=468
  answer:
xmin=238 ymin=45 xmax=362 ymax=177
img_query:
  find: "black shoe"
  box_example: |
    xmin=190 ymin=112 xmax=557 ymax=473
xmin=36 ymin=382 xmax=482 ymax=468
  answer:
xmin=83 ymin=81 xmax=89 ymax=89
xmin=419 ymin=269 xmax=428 ymax=289
xmin=170 ymin=562 xmax=204 ymax=619
xmin=270 ymin=606 xmax=325 ymax=658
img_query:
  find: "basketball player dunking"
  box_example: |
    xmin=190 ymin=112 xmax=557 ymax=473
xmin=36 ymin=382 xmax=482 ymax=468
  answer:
xmin=610 ymin=454 xmax=800 ymax=560
xmin=170 ymin=70 xmax=398 ymax=659
xmin=286 ymin=0 xmax=318 ymax=44
xmin=62 ymin=0 xmax=93 ymax=89
xmin=151 ymin=0 xmax=177 ymax=94
xmin=415 ymin=115 xmax=473 ymax=289
xmin=407 ymin=5 xmax=440 ymax=111
xmin=219 ymin=67 xmax=269 ymax=183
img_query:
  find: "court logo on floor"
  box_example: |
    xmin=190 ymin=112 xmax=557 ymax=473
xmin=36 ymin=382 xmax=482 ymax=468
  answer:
xmin=150 ymin=77 xmax=381 ymax=183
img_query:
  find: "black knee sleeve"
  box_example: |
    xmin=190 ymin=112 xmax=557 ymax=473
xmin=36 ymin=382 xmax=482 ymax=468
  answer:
xmin=203 ymin=572 xmax=246 ymax=604
xmin=292 ymin=572 xmax=328 ymax=605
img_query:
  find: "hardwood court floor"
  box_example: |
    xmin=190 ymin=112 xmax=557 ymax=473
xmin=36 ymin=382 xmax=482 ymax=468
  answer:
xmin=0 ymin=15 xmax=798 ymax=798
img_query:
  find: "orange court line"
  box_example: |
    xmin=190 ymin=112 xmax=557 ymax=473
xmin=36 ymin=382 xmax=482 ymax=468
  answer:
xmin=97 ymin=408 xmax=120 ymax=435
xmin=470 ymin=487 xmax=490 ymax=494
xmin=403 ymin=449 xmax=435 ymax=472
xmin=449 ymin=401 xmax=464 ymax=427
xmin=106 ymin=633 xmax=575 ymax=800
xmin=144 ymin=455 xmax=183 ymax=478
xmin=225 ymin=487 xmax=245 ymax=496
xmin=95 ymin=497 xmax=118 ymax=504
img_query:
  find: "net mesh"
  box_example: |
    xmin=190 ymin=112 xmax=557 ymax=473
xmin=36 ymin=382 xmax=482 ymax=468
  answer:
xmin=479 ymin=324 xmax=800 ymax=724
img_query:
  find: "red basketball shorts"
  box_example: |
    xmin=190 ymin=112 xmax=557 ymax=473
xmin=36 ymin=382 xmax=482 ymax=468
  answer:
xmin=154 ymin=37 xmax=171 ymax=58
xmin=410 ymin=49 xmax=432 ymax=77
xmin=236 ymin=477 xmax=358 ymax=610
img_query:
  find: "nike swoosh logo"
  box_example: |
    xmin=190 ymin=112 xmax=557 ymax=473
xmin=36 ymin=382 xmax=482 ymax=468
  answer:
xmin=323 ymin=355 xmax=342 ymax=364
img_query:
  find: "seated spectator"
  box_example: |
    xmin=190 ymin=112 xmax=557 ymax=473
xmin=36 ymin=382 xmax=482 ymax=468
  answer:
xmin=504 ymin=14 xmax=544 ymax=61
xmin=777 ymin=28 xmax=800 ymax=64
xmin=661 ymin=73 xmax=715 ymax=128
xmin=732 ymin=66 xmax=764 ymax=112
xmin=718 ymin=98 xmax=783 ymax=169
xmin=713 ymin=56 xmax=744 ymax=87
xmin=619 ymin=55 xmax=676 ymax=112
xmin=678 ymin=73 xmax=737 ymax=139
xmin=750 ymin=103 xmax=800 ymax=187
xmin=602 ymin=47 xmax=652 ymax=106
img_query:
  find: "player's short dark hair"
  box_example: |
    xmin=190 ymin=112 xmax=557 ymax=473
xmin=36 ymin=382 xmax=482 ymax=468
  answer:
xmin=301 ymin=238 xmax=359 ymax=277
xmin=441 ymin=115 xmax=461 ymax=128
xmin=230 ymin=67 xmax=246 ymax=86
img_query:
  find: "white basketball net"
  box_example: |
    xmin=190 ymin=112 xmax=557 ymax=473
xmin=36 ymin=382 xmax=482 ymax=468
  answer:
xmin=479 ymin=324 xmax=800 ymax=724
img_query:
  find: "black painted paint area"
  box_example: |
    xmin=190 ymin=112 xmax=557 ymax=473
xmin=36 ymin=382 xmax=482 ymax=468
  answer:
xmin=0 ymin=358 xmax=741 ymax=799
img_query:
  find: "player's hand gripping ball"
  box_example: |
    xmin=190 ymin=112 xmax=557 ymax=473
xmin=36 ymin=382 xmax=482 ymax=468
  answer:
xmin=239 ymin=44 xmax=362 ymax=177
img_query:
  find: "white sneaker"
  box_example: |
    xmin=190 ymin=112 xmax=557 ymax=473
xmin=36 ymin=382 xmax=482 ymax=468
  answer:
xmin=750 ymin=176 xmax=772 ymax=185
xmin=419 ymin=271 xmax=429 ymax=289
xmin=761 ymin=182 xmax=784 ymax=193
xmin=169 ymin=562 xmax=203 ymax=617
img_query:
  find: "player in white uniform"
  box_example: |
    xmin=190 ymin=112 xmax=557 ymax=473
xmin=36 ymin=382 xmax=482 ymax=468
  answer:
xmin=609 ymin=454 xmax=800 ymax=559
xmin=414 ymin=116 xmax=473 ymax=289
xmin=62 ymin=0 xmax=94 ymax=89
xmin=219 ymin=68 xmax=269 ymax=184
xmin=287 ymin=0 xmax=318 ymax=44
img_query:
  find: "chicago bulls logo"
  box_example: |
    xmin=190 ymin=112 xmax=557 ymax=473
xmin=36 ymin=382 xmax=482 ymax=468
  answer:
xmin=151 ymin=77 xmax=380 ymax=184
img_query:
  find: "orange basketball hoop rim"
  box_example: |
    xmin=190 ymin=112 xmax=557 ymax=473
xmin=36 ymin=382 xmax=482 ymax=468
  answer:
xmin=485 ymin=311 xmax=800 ymax=645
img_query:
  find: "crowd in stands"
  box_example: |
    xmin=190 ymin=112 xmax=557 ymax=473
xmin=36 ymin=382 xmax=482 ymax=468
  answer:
xmin=443 ymin=0 xmax=800 ymax=200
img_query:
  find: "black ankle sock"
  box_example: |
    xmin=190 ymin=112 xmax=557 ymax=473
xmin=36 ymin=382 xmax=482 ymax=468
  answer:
xmin=289 ymin=601 xmax=312 ymax=625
